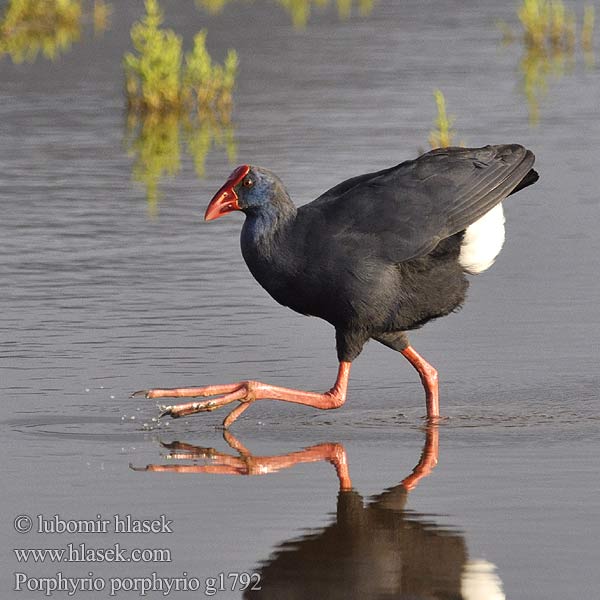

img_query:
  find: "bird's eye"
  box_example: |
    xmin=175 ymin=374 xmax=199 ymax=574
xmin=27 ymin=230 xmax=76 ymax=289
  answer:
xmin=243 ymin=177 xmax=254 ymax=188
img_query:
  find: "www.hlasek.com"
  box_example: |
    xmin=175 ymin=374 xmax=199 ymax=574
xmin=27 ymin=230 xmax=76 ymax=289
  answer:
xmin=12 ymin=513 xmax=261 ymax=596
xmin=14 ymin=543 xmax=172 ymax=564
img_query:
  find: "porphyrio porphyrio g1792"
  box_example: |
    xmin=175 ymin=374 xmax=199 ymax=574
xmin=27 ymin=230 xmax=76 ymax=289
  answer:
xmin=135 ymin=144 xmax=538 ymax=427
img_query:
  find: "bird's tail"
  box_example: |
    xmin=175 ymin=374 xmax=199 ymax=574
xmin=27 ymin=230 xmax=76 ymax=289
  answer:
xmin=508 ymin=168 xmax=539 ymax=196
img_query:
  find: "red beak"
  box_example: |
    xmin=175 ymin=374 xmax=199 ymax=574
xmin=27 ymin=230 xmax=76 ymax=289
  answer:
xmin=204 ymin=165 xmax=251 ymax=221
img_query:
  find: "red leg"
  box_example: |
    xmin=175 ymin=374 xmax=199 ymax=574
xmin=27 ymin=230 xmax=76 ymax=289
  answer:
xmin=133 ymin=362 xmax=351 ymax=428
xmin=401 ymin=346 xmax=439 ymax=419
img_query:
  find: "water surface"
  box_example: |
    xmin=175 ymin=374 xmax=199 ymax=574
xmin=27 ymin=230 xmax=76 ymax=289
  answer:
xmin=1 ymin=1 xmax=599 ymax=598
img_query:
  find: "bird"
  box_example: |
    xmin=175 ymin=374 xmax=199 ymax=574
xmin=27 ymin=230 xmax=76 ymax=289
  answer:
xmin=135 ymin=144 xmax=538 ymax=428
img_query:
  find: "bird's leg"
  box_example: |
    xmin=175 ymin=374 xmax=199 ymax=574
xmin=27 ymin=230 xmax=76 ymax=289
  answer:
xmin=400 ymin=346 xmax=439 ymax=419
xmin=132 ymin=362 xmax=352 ymax=428
xmin=375 ymin=334 xmax=440 ymax=420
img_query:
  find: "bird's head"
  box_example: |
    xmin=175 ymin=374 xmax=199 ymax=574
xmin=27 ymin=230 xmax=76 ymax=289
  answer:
xmin=205 ymin=165 xmax=287 ymax=221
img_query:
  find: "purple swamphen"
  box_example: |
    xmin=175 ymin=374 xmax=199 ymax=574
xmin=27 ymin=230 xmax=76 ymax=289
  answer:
xmin=135 ymin=144 xmax=538 ymax=427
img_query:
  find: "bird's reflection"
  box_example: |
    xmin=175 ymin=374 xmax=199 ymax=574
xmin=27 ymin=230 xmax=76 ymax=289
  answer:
xmin=134 ymin=433 xmax=353 ymax=488
xmin=132 ymin=426 xmax=438 ymax=491
xmin=134 ymin=427 xmax=504 ymax=599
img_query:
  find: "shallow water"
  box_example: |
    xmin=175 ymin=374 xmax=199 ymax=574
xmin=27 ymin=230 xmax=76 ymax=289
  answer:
xmin=1 ymin=1 xmax=599 ymax=598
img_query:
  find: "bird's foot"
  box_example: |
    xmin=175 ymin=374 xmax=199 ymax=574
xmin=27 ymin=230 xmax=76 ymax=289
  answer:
xmin=132 ymin=364 xmax=351 ymax=429
xmin=132 ymin=382 xmax=258 ymax=428
xmin=421 ymin=414 xmax=449 ymax=424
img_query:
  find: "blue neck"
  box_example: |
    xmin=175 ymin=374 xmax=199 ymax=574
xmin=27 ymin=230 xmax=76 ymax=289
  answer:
xmin=241 ymin=198 xmax=297 ymax=255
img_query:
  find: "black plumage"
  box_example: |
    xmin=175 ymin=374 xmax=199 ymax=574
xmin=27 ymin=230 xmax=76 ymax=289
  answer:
xmin=238 ymin=144 xmax=537 ymax=362
xmin=139 ymin=144 xmax=538 ymax=426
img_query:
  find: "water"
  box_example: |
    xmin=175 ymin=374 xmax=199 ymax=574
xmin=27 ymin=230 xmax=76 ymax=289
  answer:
xmin=1 ymin=1 xmax=599 ymax=598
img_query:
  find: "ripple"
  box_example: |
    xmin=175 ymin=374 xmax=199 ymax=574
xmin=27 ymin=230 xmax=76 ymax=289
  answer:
xmin=4 ymin=415 xmax=153 ymax=442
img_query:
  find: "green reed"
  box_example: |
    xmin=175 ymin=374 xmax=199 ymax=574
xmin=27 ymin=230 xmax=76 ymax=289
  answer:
xmin=429 ymin=90 xmax=458 ymax=149
xmin=123 ymin=0 xmax=238 ymax=119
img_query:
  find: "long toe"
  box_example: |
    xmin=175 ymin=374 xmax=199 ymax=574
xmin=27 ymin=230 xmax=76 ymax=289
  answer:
xmin=158 ymin=404 xmax=179 ymax=419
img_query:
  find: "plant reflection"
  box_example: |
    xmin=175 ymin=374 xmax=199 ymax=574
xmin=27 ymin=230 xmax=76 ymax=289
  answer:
xmin=125 ymin=114 xmax=181 ymax=218
xmin=0 ymin=0 xmax=110 ymax=63
xmin=125 ymin=111 xmax=236 ymax=216
xmin=132 ymin=426 xmax=506 ymax=599
xmin=499 ymin=1 xmax=595 ymax=125
xmin=196 ymin=0 xmax=375 ymax=29
xmin=92 ymin=0 xmax=111 ymax=36
xmin=519 ymin=43 xmax=575 ymax=126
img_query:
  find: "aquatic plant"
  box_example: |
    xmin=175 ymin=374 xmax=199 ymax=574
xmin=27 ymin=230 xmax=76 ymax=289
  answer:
xmin=184 ymin=31 xmax=238 ymax=121
xmin=501 ymin=0 xmax=596 ymax=52
xmin=279 ymin=0 xmax=313 ymax=28
xmin=0 ymin=0 xmax=112 ymax=62
xmin=582 ymin=5 xmax=595 ymax=64
xmin=196 ymin=0 xmax=375 ymax=28
xmin=518 ymin=0 xmax=574 ymax=49
xmin=0 ymin=0 xmax=82 ymax=63
xmin=582 ymin=5 xmax=595 ymax=49
xmin=196 ymin=0 xmax=232 ymax=15
xmin=124 ymin=0 xmax=238 ymax=117
xmin=123 ymin=0 xmax=184 ymax=113
xmin=428 ymin=90 xmax=458 ymax=149
xmin=499 ymin=0 xmax=596 ymax=124
xmin=124 ymin=0 xmax=239 ymax=214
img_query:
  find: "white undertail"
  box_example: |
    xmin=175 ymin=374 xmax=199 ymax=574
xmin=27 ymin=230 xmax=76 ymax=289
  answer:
xmin=459 ymin=203 xmax=505 ymax=274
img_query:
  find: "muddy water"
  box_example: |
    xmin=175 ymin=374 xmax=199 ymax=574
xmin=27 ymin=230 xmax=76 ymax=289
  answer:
xmin=1 ymin=1 xmax=599 ymax=598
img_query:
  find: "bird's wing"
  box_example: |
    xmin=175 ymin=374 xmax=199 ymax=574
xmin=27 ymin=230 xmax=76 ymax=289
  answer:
xmin=306 ymin=144 xmax=536 ymax=262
